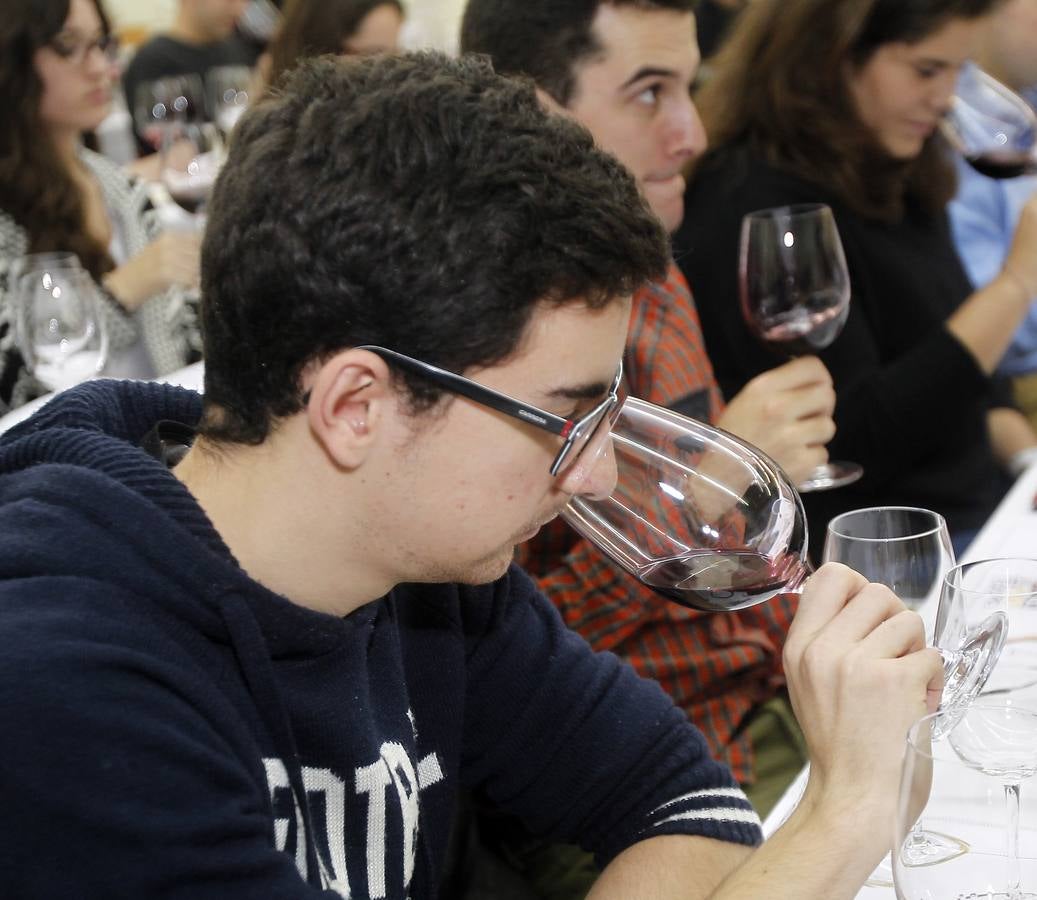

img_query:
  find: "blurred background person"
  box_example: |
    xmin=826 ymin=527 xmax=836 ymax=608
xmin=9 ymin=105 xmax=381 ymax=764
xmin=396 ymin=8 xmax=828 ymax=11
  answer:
xmin=0 ymin=0 xmax=202 ymax=415
xmin=949 ymin=0 xmax=1037 ymax=434
xmin=695 ymin=0 xmax=746 ymax=57
xmin=122 ymin=0 xmax=254 ymax=154
xmin=260 ymin=0 xmax=404 ymax=90
xmin=674 ymin=0 xmax=1037 ymax=560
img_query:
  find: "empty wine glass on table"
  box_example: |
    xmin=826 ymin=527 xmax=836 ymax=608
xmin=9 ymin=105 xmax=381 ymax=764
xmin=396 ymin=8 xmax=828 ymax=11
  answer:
xmin=15 ymin=262 xmax=109 ymax=393
xmin=942 ymin=62 xmax=1037 ymax=179
xmin=739 ymin=202 xmax=861 ymax=492
xmin=894 ymin=703 xmax=1037 ymax=900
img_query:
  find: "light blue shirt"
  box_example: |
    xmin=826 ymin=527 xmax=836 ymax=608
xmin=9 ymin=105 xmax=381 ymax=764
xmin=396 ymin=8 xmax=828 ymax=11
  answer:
xmin=949 ymin=111 xmax=1037 ymax=377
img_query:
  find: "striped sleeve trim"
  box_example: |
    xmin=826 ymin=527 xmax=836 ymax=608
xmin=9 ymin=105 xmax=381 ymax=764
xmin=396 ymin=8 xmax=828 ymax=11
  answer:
xmin=653 ymin=807 xmax=763 ymax=830
xmin=648 ymin=786 xmax=762 ymax=833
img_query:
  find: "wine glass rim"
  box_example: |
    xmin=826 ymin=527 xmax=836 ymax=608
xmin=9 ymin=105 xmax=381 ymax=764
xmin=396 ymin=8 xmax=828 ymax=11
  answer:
xmin=943 ymin=556 xmax=1037 ymax=596
xmin=743 ymin=202 xmax=832 ymax=222
xmin=826 ymin=506 xmax=947 ymax=543
xmin=907 ymin=701 xmax=1037 ymax=758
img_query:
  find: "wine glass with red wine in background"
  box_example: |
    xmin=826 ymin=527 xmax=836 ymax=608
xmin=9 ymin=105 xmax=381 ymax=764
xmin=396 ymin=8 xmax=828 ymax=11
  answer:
xmin=739 ymin=202 xmax=862 ymax=492
xmin=943 ymin=62 xmax=1037 ymax=179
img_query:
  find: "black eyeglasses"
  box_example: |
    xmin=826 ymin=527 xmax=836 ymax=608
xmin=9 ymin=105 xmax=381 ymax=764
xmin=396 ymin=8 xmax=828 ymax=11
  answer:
xmin=49 ymin=32 xmax=120 ymax=66
xmin=357 ymin=345 xmax=623 ymax=477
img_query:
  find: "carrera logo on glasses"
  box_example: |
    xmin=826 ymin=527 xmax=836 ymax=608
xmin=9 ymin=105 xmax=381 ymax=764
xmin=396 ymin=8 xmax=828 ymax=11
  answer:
xmin=517 ymin=409 xmax=549 ymax=426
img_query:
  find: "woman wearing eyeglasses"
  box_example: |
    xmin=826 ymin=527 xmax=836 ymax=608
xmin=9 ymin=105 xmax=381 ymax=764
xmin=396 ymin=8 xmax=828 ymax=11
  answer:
xmin=0 ymin=0 xmax=203 ymax=415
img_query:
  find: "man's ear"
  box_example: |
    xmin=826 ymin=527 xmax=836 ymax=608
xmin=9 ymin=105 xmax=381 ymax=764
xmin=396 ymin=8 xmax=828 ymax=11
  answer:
xmin=304 ymin=349 xmax=393 ymax=469
xmin=535 ymin=85 xmax=568 ymax=117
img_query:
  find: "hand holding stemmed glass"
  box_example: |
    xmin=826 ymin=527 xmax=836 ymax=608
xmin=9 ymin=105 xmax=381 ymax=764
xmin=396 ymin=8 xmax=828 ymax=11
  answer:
xmin=561 ymin=400 xmax=1005 ymax=721
xmin=942 ymin=61 xmax=1037 ymax=179
xmin=739 ymin=202 xmax=862 ymax=492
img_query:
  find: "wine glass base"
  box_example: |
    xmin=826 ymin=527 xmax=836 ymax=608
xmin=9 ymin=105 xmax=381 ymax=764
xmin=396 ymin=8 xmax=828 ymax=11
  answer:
xmin=796 ymin=461 xmax=863 ymax=493
xmin=934 ymin=611 xmax=1010 ymax=740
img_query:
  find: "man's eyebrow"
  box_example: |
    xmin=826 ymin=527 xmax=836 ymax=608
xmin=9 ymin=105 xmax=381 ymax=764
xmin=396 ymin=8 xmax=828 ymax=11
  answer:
xmin=620 ymin=66 xmax=678 ymax=91
xmin=543 ymin=380 xmax=612 ymax=403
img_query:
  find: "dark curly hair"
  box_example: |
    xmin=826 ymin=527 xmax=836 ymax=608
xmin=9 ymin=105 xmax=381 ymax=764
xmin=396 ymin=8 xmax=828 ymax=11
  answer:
xmin=199 ymin=51 xmax=669 ymax=444
xmin=0 ymin=0 xmax=115 ymax=280
xmin=266 ymin=0 xmax=404 ymax=88
xmin=460 ymin=0 xmax=696 ymax=106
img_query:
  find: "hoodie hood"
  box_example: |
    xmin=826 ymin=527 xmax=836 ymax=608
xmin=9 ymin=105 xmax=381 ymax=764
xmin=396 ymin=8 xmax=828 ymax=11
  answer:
xmin=0 ymin=379 xmax=352 ymax=889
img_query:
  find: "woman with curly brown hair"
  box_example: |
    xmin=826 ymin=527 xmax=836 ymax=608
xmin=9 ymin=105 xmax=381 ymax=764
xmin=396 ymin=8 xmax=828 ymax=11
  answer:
xmin=674 ymin=0 xmax=1037 ymax=557
xmin=0 ymin=0 xmax=203 ymax=413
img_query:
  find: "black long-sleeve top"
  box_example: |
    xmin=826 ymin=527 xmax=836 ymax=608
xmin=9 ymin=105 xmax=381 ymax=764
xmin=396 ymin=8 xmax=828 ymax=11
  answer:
xmin=673 ymin=146 xmax=1007 ymax=558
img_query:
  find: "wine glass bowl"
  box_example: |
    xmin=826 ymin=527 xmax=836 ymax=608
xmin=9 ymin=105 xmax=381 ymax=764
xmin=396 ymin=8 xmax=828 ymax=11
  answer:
xmin=739 ymin=203 xmax=851 ymax=355
xmin=944 ymin=62 xmax=1037 ymax=179
xmin=15 ymin=263 xmax=109 ymax=392
xmin=823 ymin=507 xmax=955 ymax=611
xmin=208 ymin=65 xmax=252 ymax=136
xmin=562 ymin=397 xmax=810 ymax=612
xmin=739 ymin=202 xmax=861 ymax=491
xmin=936 ymin=558 xmax=1037 ymax=705
xmin=160 ymin=121 xmax=224 ymax=215
xmin=133 ymin=74 xmax=206 ymax=153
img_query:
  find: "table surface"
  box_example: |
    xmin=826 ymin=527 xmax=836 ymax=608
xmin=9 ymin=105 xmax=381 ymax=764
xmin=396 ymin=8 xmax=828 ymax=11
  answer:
xmin=762 ymin=460 xmax=1037 ymax=897
xmin=0 ymin=361 xmax=205 ymax=436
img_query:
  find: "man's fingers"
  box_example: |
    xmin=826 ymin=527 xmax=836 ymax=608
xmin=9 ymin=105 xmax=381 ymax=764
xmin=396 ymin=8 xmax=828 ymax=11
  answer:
xmin=788 ymin=562 xmax=870 ymax=643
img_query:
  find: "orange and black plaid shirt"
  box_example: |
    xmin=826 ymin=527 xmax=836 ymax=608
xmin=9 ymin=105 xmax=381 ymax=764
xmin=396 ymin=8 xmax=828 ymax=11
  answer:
xmin=516 ymin=263 xmax=798 ymax=786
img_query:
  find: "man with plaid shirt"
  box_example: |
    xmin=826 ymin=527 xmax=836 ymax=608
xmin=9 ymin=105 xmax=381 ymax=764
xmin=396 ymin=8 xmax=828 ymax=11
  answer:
xmin=462 ymin=0 xmax=837 ymax=817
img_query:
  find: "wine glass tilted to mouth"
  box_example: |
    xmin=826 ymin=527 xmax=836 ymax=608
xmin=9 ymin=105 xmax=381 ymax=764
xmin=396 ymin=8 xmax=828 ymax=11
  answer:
xmin=562 ymin=399 xmax=1006 ymax=723
xmin=942 ymin=61 xmax=1037 ymax=179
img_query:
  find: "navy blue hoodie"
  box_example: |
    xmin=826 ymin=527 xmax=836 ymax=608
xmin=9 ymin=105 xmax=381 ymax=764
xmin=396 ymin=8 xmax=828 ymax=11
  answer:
xmin=0 ymin=380 xmax=761 ymax=898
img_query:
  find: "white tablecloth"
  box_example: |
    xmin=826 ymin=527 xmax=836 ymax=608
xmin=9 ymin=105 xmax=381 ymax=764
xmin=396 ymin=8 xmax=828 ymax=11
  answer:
xmin=0 ymin=361 xmax=205 ymax=436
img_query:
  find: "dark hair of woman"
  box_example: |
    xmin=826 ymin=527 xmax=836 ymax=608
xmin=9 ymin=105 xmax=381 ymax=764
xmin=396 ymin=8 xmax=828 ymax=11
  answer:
xmin=0 ymin=0 xmax=115 ymax=279
xmin=695 ymin=0 xmax=1005 ymax=221
xmin=265 ymin=0 xmax=404 ymax=88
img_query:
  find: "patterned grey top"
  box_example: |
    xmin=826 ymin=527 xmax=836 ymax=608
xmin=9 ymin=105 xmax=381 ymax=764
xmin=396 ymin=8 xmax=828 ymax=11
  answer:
xmin=0 ymin=147 xmax=201 ymax=415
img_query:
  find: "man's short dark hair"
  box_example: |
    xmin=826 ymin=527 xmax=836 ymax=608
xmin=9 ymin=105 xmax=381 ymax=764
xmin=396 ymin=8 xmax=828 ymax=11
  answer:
xmin=198 ymin=51 xmax=668 ymax=444
xmin=460 ymin=0 xmax=696 ymax=105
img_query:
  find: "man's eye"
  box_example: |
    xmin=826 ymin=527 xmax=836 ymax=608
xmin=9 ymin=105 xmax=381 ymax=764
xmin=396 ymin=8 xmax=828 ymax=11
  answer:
xmin=634 ymin=85 xmax=661 ymax=106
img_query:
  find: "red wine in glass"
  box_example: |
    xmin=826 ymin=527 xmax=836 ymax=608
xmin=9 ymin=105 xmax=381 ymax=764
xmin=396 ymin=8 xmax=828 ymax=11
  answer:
xmin=964 ymin=152 xmax=1037 ymax=180
xmin=636 ymin=548 xmax=807 ymax=612
xmin=739 ymin=202 xmax=862 ymax=492
xmin=944 ymin=63 xmax=1037 ymax=179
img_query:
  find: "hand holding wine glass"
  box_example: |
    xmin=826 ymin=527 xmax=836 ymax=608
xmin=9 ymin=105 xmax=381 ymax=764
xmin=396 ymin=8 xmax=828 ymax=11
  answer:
xmin=562 ymin=402 xmax=1005 ymax=714
xmin=101 ymin=231 xmax=202 ymax=313
xmin=739 ymin=202 xmax=862 ymax=491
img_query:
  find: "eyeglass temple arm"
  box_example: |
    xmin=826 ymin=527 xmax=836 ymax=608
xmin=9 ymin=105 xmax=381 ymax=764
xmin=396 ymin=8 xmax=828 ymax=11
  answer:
xmin=355 ymin=345 xmax=571 ymax=436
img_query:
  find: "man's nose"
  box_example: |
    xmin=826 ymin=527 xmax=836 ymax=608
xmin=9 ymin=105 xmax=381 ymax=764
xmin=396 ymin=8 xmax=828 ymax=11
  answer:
xmin=666 ymin=95 xmax=709 ymax=163
xmin=564 ymin=436 xmax=619 ymax=501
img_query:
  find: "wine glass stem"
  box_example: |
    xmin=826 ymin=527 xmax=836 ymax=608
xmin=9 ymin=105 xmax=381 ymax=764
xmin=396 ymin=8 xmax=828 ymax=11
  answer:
xmin=1006 ymin=781 xmax=1022 ymax=897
